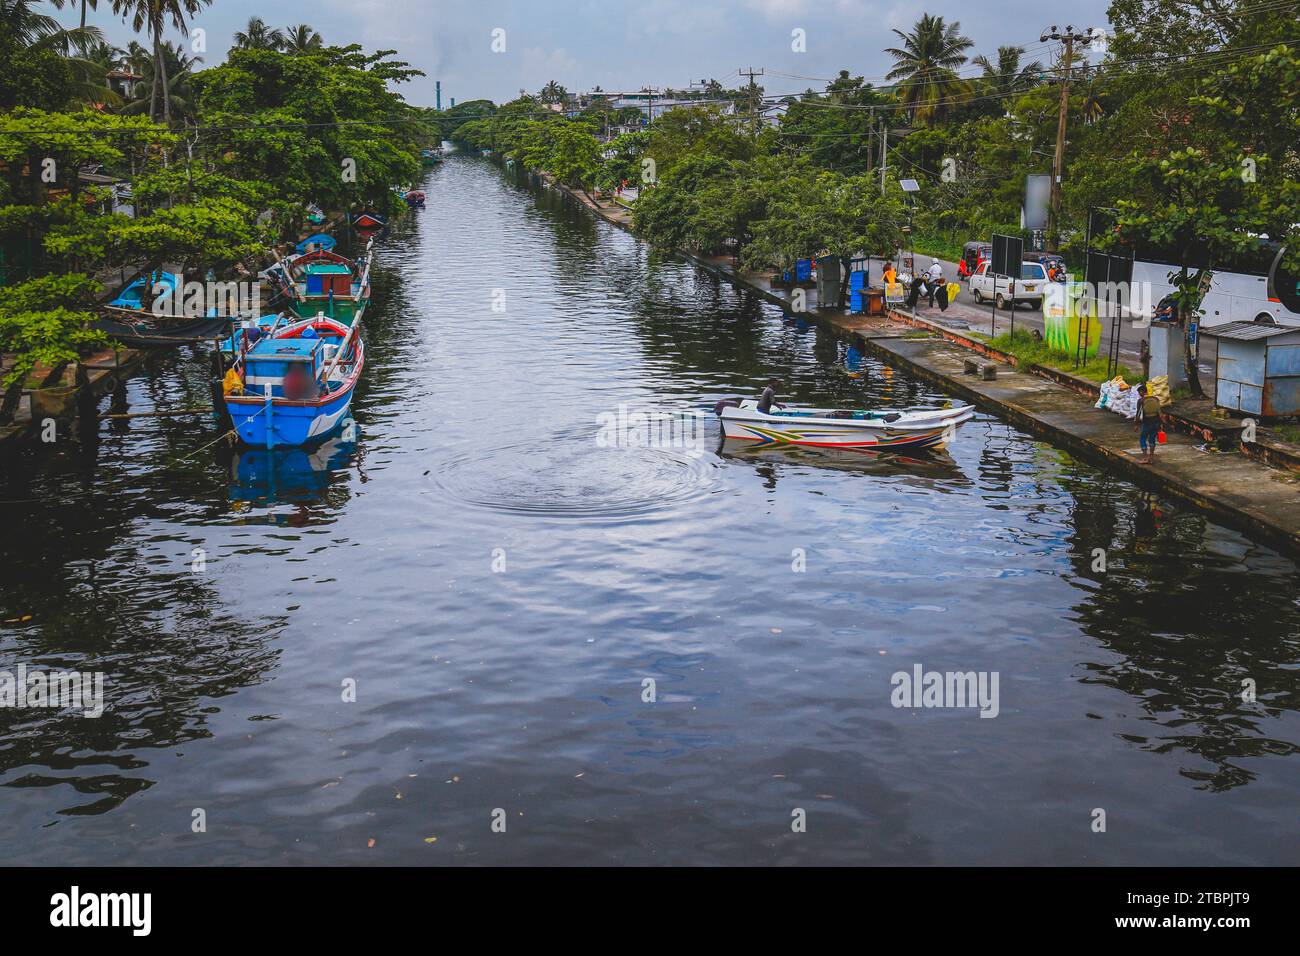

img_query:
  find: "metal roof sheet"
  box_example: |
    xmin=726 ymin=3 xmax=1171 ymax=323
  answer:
xmin=1201 ymin=321 xmax=1299 ymax=341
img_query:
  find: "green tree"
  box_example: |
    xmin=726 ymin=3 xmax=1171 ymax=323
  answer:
xmin=121 ymin=41 xmax=201 ymax=122
xmin=884 ymin=14 xmax=973 ymax=125
xmin=1116 ymin=146 xmax=1269 ymax=396
xmin=0 ymin=273 xmax=106 ymax=423
xmin=538 ymin=80 xmax=568 ymax=105
xmin=233 ymin=16 xmax=285 ymax=51
xmin=191 ymin=46 xmax=423 ymax=218
xmin=972 ymin=46 xmax=1043 ymax=100
xmin=283 ymin=24 xmax=323 ymax=53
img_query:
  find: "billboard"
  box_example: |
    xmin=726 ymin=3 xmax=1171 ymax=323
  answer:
xmin=1023 ymin=174 xmax=1051 ymax=231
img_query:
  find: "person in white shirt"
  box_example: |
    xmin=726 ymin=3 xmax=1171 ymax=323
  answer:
xmin=926 ymin=261 xmax=944 ymax=307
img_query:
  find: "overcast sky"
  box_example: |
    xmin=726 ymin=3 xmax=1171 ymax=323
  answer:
xmin=70 ymin=0 xmax=1116 ymax=107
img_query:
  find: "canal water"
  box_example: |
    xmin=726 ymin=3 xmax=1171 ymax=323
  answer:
xmin=1 ymin=152 xmax=1298 ymax=865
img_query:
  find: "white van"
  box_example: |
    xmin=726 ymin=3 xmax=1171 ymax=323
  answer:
xmin=968 ymin=260 xmax=1049 ymax=309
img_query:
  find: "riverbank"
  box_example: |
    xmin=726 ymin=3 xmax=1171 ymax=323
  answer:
xmin=553 ymin=173 xmax=1300 ymax=558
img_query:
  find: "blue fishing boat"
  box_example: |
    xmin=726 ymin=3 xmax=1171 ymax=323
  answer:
xmin=295 ymin=233 xmax=337 ymax=254
xmin=108 ymin=270 xmax=178 ymax=310
xmin=222 ymin=316 xmax=364 ymax=448
xmin=101 ymin=270 xmax=230 ymax=347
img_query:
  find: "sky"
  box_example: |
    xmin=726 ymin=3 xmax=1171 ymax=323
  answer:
xmin=69 ymin=0 xmax=1117 ymax=107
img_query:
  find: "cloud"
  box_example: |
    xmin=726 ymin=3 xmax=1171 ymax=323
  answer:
xmin=518 ymin=46 xmax=582 ymax=88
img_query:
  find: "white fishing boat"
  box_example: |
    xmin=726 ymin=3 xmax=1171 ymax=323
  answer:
xmin=716 ymin=400 xmax=975 ymax=452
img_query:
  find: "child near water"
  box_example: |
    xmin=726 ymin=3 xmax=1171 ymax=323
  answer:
xmin=1134 ymin=384 xmax=1163 ymax=464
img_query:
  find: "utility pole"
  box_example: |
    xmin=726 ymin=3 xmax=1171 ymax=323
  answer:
xmin=738 ymin=67 xmax=764 ymax=136
xmin=1040 ymin=24 xmax=1096 ymax=251
xmin=642 ymin=86 xmax=661 ymax=127
xmin=864 ymin=107 xmax=876 ymax=175
xmin=879 ymin=120 xmax=888 ymax=195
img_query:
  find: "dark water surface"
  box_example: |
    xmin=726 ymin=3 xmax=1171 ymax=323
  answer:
xmin=2 ymin=154 xmax=1298 ymax=865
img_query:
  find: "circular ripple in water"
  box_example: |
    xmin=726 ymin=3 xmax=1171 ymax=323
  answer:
xmin=430 ymin=425 xmax=722 ymax=519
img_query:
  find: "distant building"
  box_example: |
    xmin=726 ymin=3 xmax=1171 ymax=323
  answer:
xmin=106 ymin=69 xmax=142 ymax=100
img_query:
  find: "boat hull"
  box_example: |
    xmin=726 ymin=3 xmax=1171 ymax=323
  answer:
xmin=719 ymin=403 xmax=974 ymax=452
xmin=288 ymin=294 xmax=368 ymax=324
xmin=227 ymin=387 xmax=356 ymax=447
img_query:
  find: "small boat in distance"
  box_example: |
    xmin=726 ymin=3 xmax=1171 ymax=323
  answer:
xmin=223 ymin=316 xmax=363 ymax=448
xmin=351 ymin=208 xmax=387 ymax=230
xmin=404 ymin=190 xmax=426 ymax=209
xmin=716 ymin=400 xmax=975 ymax=452
xmin=421 ymin=147 xmax=443 ymax=166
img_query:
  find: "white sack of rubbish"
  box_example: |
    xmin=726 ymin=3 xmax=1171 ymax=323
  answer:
xmin=1096 ymin=377 xmax=1140 ymax=419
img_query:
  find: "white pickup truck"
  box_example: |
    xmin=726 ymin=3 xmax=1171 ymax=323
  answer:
xmin=968 ymin=261 xmax=1048 ymax=309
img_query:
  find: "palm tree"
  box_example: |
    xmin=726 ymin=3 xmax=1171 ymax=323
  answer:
xmin=233 ymin=16 xmax=284 ymax=51
xmin=112 ymin=0 xmax=210 ymax=125
xmin=973 ymin=45 xmax=1044 ymax=99
xmin=5 ymin=0 xmax=101 ymax=52
xmin=3 ymin=0 xmax=62 ymax=44
xmin=884 ymin=14 xmax=974 ymax=125
xmin=282 ymin=23 xmax=321 ymax=52
xmin=539 ymin=80 xmax=567 ymax=105
xmin=122 ymin=40 xmax=200 ymax=122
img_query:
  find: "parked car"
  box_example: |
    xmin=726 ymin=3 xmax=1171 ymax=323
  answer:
xmin=968 ymin=261 xmax=1049 ymax=309
xmin=958 ymin=241 xmax=992 ymax=280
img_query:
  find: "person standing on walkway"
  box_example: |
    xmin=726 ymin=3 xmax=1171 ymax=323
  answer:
xmin=1134 ymin=384 xmax=1162 ymax=464
xmin=926 ymin=260 xmax=944 ymax=308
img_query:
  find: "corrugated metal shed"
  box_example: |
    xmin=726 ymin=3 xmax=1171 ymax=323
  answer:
xmin=1202 ymin=322 xmax=1300 ymax=416
xmin=1203 ymin=321 xmax=1298 ymax=341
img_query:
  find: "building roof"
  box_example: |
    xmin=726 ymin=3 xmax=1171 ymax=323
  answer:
xmin=1201 ymin=321 xmax=1300 ymax=341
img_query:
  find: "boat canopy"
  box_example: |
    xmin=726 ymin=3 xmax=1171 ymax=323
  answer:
xmin=244 ymin=338 xmax=323 ymax=396
xmin=289 ymin=249 xmax=354 ymax=279
xmin=296 ymin=233 xmax=337 ymax=254
xmin=302 ymin=263 xmax=353 ymax=297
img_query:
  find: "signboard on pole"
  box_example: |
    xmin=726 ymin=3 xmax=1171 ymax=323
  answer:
xmin=991 ymin=234 xmax=1023 ymax=278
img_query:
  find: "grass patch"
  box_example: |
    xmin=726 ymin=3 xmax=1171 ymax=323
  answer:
xmin=982 ymin=328 xmax=1132 ymax=383
xmin=1271 ymin=422 xmax=1300 ymax=445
